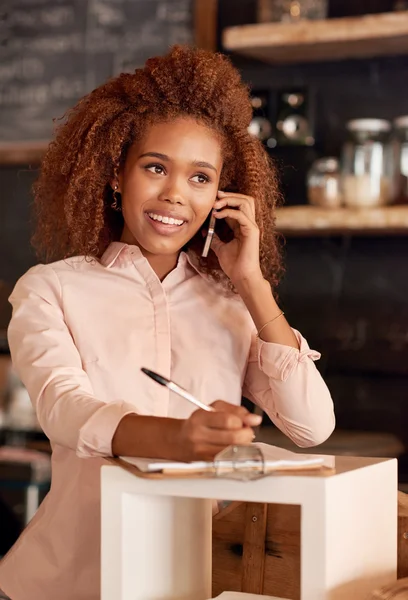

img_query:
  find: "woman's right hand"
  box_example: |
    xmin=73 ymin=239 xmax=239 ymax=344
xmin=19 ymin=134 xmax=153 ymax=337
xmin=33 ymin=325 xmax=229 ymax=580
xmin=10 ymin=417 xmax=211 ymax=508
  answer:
xmin=178 ymin=400 xmax=262 ymax=461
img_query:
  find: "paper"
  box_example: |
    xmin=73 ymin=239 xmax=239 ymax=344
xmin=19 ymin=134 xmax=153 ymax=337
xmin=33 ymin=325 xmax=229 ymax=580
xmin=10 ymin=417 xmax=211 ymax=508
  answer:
xmin=209 ymin=593 xmax=289 ymax=599
xmin=120 ymin=442 xmax=334 ymax=473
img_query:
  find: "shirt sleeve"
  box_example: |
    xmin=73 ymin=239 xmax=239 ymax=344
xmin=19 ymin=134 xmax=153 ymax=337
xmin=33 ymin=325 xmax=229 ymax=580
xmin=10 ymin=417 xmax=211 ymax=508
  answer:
xmin=242 ymin=328 xmax=335 ymax=448
xmin=7 ymin=264 xmax=137 ymax=458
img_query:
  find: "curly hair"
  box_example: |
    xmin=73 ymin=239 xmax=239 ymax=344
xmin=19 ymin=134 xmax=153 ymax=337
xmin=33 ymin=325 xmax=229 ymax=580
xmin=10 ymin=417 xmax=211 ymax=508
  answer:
xmin=33 ymin=44 xmax=284 ymax=289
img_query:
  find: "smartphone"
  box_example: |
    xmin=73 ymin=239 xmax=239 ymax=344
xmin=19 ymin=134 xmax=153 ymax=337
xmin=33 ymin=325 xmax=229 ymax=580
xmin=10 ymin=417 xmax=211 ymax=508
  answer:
xmin=201 ymin=211 xmax=216 ymax=258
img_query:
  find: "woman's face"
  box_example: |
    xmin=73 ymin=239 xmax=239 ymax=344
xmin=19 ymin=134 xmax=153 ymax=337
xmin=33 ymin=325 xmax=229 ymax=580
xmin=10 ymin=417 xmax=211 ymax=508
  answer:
xmin=118 ymin=117 xmax=223 ymax=261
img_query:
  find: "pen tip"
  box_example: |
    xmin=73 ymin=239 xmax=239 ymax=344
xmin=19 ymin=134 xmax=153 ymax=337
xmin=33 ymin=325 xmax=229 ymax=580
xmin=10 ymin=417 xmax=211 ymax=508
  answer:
xmin=141 ymin=367 xmax=168 ymax=387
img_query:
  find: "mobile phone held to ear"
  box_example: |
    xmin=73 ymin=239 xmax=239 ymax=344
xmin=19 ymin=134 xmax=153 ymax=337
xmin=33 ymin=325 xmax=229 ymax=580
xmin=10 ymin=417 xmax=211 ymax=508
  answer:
xmin=201 ymin=211 xmax=216 ymax=258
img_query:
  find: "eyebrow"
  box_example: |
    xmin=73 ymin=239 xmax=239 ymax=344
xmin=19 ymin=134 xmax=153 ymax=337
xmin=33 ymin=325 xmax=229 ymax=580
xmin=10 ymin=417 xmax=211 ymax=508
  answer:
xmin=139 ymin=152 xmax=218 ymax=173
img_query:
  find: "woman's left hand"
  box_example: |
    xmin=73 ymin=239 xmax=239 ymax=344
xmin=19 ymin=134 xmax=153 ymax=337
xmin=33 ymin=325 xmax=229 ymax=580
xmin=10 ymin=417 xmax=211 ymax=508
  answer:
xmin=211 ymin=190 xmax=263 ymax=287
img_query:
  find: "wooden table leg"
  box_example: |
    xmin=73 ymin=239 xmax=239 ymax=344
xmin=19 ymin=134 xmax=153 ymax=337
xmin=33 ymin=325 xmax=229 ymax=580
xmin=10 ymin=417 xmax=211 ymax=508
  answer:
xmin=241 ymin=502 xmax=268 ymax=594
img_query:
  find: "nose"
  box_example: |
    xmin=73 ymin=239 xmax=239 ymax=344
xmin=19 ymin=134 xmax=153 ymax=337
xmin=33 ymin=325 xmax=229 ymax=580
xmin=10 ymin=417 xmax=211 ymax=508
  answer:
xmin=158 ymin=179 xmax=185 ymax=205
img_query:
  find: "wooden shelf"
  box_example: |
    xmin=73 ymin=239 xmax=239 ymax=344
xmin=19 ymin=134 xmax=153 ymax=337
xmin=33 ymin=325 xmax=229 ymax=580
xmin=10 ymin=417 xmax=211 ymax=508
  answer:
xmin=0 ymin=141 xmax=49 ymax=165
xmin=275 ymin=205 xmax=408 ymax=236
xmin=223 ymin=11 xmax=408 ymax=64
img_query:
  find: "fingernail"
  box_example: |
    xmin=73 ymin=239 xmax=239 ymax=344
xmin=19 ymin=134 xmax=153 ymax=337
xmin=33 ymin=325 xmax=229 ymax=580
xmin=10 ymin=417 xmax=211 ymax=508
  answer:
xmin=218 ymin=190 xmax=226 ymax=196
xmin=246 ymin=415 xmax=262 ymax=426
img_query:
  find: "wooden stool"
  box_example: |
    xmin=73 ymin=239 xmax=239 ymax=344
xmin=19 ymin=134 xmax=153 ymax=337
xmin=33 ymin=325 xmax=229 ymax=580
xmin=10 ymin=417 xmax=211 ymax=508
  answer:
xmin=399 ymin=492 xmax=408 ymax=579
xmin=212 ymin=491 xmax=408 ymax=599
xmin=102 ymin=455 xmax=396 ymax=600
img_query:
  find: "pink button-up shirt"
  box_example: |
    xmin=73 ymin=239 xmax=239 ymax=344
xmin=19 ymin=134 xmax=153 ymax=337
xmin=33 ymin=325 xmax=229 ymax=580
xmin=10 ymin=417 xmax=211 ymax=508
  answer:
xmin=0 ymin=242 xmax=334 ymax=600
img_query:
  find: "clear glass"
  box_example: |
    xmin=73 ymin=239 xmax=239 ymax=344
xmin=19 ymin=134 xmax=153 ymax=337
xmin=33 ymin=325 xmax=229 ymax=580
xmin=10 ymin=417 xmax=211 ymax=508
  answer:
xmin=307 ymin=157 xmax=342 ymax=208
xmin=341 ymin=121 xmax=394 ymax=208
xmin=258 ymin=0 xmax=328 ymax=23
xmin=392 ymin=119 xmax=408 ymax=204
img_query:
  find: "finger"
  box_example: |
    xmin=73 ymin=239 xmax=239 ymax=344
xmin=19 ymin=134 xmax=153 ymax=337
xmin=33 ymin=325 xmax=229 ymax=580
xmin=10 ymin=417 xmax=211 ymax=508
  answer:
xmin=201 ymin=410 xmax=244 ymax=430
xmin=215 ymin=196 xmax=255 ymax=221
xmin=218 ymin=191 xmax=255 ymax=204
xmin=213 ymin=208 xmax=259 ymax=235
xmin=211 ymin=400 xmax=250 ymax=417
xmin=218 ymin=192 xmax=256 ymax=216
xmin=243 ymin=413 xmax=263 ymax=427
xmin=210 ymin=232 xmax=225 ymax=257
xmin=210 ymin=401 xmax=262 ymax=427
xmin=201 ymin=426 xmax=255 ymax=446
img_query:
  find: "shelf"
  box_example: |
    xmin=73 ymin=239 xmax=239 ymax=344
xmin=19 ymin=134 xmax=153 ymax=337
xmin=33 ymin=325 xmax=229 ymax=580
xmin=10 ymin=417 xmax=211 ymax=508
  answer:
xmin=275 ymin=205 xmax=408 ymax=236
xmin=223 ymin=11 xmax=408 ymax=64
xmin=0 ymin=141 xmax=49 ymax=165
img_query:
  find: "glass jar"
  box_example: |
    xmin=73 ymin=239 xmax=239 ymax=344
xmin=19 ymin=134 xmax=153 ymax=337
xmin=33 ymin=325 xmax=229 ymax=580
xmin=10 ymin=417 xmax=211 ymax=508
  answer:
xmin=258 ymin=0 xmax=328 ymax=23
xmin=307 ymin=157 xmax=342 ymax=208
xmin=392 ymin=116 xmax=408 ymax=203
xmin=341 ymin=119 xmax=394 ymax=208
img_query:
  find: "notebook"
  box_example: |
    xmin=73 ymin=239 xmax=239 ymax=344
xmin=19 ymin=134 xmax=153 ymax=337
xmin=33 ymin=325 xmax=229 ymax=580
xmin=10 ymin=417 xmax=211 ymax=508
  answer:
xmin=209 ymin=593 xmax=288 ymax=600
xmin=120 ymin=442 xmax=334 ymax=479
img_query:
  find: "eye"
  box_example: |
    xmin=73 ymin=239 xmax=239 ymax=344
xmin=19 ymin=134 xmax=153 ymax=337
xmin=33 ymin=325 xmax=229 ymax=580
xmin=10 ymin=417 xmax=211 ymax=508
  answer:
xmin=191 ymin=173 xmax=211 ymax=184
xmin=145 ymin=163 xmax=166 ymax=175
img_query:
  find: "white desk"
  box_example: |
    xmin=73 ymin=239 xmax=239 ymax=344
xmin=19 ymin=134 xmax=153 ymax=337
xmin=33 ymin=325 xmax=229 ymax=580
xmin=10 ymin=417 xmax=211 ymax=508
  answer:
xmin=101 ymin=455 xmax=397 ymax=600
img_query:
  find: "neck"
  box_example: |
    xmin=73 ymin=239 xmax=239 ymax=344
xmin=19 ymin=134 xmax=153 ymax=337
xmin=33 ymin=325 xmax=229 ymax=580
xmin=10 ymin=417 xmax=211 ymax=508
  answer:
xmin=119 ymin=231 xmax=180 ymax=281
xmin=144 ymin=252 xmax=180 ymax=281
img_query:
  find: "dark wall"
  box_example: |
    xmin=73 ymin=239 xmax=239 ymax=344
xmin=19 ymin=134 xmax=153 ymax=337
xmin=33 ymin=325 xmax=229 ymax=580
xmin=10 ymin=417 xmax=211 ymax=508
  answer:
xmin=0 ymin=167 xmax=38 ymax=334
xmin=280 ymin=236 xmax=408 ymax=438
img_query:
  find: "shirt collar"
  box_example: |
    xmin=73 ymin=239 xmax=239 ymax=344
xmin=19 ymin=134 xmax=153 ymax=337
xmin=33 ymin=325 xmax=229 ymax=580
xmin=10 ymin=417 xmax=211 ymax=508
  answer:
xmin=100 ymin=242 xmax=130 ymax=268
xmin=100 ymin=242 xmax=205 ymax=279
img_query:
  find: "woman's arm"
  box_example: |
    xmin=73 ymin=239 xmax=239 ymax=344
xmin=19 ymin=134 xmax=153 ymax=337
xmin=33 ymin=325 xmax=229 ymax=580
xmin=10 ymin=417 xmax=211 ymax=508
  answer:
xmin=8 ymin=265 xmax=140 ymax=458
xmin=112 ymin=403 xmax=260 ymax=461
xmin=235 ymin=275 xmax=298 ymax=348
xmin=242 ymin=328 xmax=335 ymax=448
xmin=237 ymin=276 xmax=335 ymax=448
xmin=210 ymin=192 xmax=335 ymax=448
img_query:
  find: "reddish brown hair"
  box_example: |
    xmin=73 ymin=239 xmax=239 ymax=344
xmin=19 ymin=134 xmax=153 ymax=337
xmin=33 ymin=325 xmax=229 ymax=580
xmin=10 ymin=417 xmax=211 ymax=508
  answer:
xmin=33 ymin=45 xmax=283 ymax=288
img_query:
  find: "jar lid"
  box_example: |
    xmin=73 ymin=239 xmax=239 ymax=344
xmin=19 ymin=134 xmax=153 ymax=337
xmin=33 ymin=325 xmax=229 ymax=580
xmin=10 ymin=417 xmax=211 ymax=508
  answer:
xmin=394 ymin=115 xmax=408 ymax=128
xmin=346 ymin=118 xmax=391 ymax=133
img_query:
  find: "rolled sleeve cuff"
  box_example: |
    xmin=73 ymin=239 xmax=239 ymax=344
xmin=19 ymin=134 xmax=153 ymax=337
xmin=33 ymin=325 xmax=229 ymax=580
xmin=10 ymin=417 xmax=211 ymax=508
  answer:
xmin=257 ymin=329 xmax=321 ymax=382
xmin=76 ymin=400 xmax=138 ymax=458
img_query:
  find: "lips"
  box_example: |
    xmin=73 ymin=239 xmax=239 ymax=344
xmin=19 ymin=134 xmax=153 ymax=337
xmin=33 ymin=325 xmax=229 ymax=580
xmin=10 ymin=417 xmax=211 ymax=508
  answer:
xmin=144 ymin=210 xmax=189 ymax=236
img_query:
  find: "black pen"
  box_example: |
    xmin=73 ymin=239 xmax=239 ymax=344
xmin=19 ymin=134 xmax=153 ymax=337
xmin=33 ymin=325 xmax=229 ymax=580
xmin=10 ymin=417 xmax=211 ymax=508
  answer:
xmin=141 ymin=368 xmax=215 ymax=412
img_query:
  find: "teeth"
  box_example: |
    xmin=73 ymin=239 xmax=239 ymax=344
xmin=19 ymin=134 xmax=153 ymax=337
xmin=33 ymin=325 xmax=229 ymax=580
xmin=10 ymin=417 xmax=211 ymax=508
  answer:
xmin=148 ymin=213 xmax=184 ymax=226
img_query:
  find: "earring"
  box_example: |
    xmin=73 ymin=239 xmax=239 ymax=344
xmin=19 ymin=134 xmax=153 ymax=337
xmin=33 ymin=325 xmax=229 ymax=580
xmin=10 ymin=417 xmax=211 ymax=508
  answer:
xmin=111 ymin=184 xmax=122 ymax=212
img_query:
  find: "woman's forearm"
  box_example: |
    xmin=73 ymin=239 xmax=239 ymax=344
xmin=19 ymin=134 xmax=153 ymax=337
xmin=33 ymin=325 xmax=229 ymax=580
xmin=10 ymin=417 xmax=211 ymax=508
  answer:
xmin=236 ymin=276 xmax=299 ymax=348
xmin=111 ymin=414 xmax=184 ymax=460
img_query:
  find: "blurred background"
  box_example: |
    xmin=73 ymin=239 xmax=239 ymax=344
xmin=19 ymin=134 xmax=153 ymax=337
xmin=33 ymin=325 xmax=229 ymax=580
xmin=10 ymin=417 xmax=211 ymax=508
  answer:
xmin=1 ymin=0 xmax=408 ymax=554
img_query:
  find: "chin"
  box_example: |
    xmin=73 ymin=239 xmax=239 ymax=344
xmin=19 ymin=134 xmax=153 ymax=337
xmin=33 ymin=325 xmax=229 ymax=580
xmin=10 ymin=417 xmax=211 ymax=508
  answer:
xmin=141 ymin=238 xmax=187 ymax=256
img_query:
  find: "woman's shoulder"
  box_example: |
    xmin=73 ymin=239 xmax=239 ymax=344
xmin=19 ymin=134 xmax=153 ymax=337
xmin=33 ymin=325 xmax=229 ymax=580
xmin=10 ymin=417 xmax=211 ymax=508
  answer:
xmin=22 ymin=255 xmax=99 ymax=276
xmin=11 ymin=256 xmax=100 ymax=298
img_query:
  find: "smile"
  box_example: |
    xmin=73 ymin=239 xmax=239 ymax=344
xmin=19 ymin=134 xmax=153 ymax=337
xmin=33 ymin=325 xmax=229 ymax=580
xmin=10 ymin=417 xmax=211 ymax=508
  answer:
xmin=147 ymin=212 xmax=185 ymax=226
xmin=144 ymin=211 xmax=188 ymax=237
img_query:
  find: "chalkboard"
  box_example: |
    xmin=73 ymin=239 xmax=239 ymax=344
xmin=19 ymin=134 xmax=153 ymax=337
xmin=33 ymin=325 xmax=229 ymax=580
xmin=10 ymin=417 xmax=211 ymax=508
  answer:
xmin=0 ymin=0 xmax=194 ymax=142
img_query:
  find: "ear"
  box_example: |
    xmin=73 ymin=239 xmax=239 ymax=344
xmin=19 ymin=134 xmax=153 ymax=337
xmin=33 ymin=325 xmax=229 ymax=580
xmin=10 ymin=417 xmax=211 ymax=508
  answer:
xmin=110 ymin=169 xmax=124 ymax=193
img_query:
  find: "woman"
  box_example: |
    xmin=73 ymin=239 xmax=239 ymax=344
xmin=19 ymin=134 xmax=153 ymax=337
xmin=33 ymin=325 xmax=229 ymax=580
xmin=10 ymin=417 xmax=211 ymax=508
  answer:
xmin=0 ymin=45 xmax=334 ymax=600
